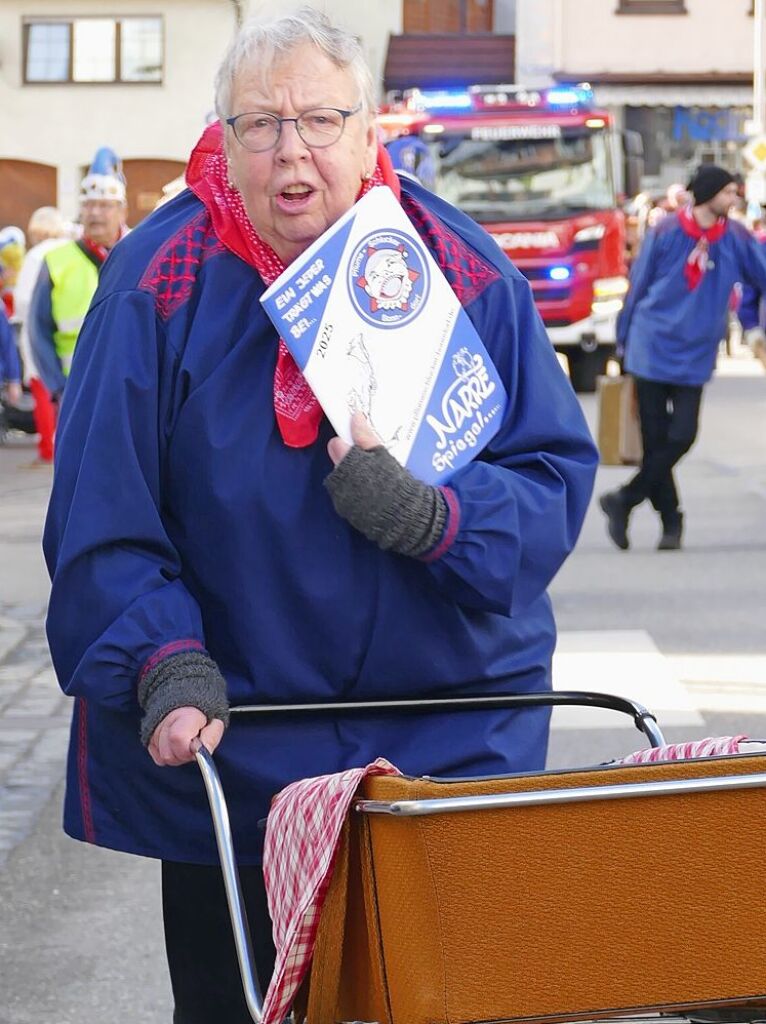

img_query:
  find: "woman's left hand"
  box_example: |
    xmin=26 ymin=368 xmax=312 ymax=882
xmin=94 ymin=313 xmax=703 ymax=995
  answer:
xmin=324 ymin=412 xmax=447 ymax=558
xmin=327 ymin=411 xmax=381 ymax=464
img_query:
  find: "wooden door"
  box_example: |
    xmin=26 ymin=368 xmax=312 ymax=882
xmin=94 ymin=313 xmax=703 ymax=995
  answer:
xmin=122 ymin=158 xmax=187 ymax=226
xmin=0 ymin=160 xmax=57 ymax=235
xmin=403 ymin=0 xmax=493 ymax=33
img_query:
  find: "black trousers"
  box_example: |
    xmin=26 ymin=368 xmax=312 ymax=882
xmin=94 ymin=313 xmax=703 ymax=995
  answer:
xmin=162 ymin=860 xmax=277 ymax=1024
xmin=620 ymin=376 xmax=703 ymax=521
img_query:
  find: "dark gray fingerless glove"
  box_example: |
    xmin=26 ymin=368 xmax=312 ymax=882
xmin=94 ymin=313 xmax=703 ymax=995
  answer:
xmin=137 ymin=650 xmax=230 ymax=747
xmin=324 ymin=445 xmax=447 ymax=557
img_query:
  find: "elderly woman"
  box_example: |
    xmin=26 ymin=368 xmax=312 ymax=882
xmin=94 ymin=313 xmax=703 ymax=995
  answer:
xmin=44 ymin=7 xmax=597 ymax=1022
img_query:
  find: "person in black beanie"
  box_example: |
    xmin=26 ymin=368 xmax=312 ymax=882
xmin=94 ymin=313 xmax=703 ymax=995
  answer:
xmin=687 ymin=164 xmax=735 ymax=205
xmin=599 ymin=163 xmax=766 ymax=551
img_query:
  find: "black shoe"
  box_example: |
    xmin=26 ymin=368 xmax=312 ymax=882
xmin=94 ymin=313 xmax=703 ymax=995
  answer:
xmin=658 ymin=512 xmax=683 ymax=551
xmin=599 ymin=491 xmax=630 ymax=550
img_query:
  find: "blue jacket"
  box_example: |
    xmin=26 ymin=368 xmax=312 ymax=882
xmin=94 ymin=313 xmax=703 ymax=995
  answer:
xmin=28 ymin=264 xmax=66 ymax=396
xmin=618 ymin=214 xmax=766 ymax=385
xmin=0 ymin=307 xmax=21 ymax=383
xmin=738 ymin=235 xmax=766 ymax=332
xmin=43 ymin=178 xmax=598 ymax=864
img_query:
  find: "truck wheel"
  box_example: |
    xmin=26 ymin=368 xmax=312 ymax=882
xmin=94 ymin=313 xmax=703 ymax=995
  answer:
xmin=567 ymin=348 xmax=609 ymax=393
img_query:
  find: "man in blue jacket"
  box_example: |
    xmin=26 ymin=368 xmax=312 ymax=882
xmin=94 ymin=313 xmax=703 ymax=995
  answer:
xmin=600 ymin=165 xmax=766 ymax=551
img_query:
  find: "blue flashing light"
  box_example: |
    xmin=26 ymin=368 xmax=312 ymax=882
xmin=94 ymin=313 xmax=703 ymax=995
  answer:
xmin=549 ymin=266 xmax=571 ymax=282
xmin=546 ymin=85 xmax=594 ymax=108
xmin=417 ymin=89 xmax=473 ymax=111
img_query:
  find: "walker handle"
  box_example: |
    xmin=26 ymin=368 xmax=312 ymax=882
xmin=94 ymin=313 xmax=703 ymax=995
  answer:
xmin=195 ymin=689 xmax=664 ymax=1022
xmin=229 ymin=690 xmax=666 ymax=748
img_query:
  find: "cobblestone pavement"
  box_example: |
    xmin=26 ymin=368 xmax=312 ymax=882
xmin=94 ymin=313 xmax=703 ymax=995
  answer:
xmin=0 ymin=601 xmax=71 ymax=867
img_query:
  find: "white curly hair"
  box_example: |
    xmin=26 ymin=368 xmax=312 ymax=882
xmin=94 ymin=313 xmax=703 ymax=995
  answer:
xmin=214 ymin=5 xmax=376 ymax=121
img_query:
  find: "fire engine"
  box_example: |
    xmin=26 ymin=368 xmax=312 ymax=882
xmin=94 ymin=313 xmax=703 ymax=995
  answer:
xmin=379 ymin=83 xmax=643 ymax=392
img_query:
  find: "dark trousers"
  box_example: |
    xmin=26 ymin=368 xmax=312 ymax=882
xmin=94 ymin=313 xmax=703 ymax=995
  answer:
xmin=620 ymin=376 xmax=703 ymax=522
xmin=162 ymin=860 xmax=277 ymax=1024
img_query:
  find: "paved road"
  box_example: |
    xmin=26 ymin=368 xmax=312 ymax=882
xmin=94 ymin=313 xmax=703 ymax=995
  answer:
xmin=0 ymin=349 xmax=764 ymax=1023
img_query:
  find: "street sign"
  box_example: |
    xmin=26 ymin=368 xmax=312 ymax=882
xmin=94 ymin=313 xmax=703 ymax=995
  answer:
xmin=743 ymin=134 xmax=766 ymax=168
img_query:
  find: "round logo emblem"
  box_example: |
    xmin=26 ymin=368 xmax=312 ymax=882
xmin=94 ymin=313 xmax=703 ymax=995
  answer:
xmin=348 ymin=229 xmax=429 ymax=328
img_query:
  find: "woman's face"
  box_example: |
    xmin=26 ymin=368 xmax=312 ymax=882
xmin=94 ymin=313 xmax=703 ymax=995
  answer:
xmin=225 ymin=43 xmax=377 ymax=265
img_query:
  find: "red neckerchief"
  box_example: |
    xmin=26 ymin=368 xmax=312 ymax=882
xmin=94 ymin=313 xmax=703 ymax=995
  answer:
xmin=186 ymin=121 xmax=401 ymax=448
xmin=677 ymin=204 xmax=727 ymax=291
xmin=80 ymin=236 xmax=110 ymax=266
xmin=80 ymin=224 xmax=128 ymax=267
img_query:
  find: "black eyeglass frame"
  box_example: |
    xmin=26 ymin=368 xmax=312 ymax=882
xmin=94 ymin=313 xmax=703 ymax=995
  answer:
xmin=225 ymin=103 xmax=363 ymax=152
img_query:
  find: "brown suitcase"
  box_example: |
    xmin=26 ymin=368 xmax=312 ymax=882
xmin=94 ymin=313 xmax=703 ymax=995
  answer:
xmin=307 ymin=752 xmax=766 ymax=1024
xmin=596 ymin=374 xmax=642 ymax=466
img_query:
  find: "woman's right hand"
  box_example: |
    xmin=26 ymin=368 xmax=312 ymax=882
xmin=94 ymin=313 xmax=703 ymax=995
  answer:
xmin=148 ymin=706 xmax=225 ymax=767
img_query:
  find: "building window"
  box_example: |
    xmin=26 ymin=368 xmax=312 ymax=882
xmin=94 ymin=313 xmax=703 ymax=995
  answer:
xmin=615 ymin=1 xmax=687 ymax=13
xmin=23 ymin=16 xmax=163 ymax=84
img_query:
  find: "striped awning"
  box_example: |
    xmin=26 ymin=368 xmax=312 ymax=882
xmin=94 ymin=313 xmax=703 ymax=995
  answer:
xmin=593 ymin=83 xmax=753 ymax=107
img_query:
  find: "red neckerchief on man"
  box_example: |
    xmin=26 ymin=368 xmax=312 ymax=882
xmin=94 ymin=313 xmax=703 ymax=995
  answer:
xmin=187 ymin=121 xmax=401 ymax=448
xmin=677 ymin=203 xmax=727 ymax=291
xmin=77 ymin=236 xmax=110 ymax=267
xmin=77 ymin=224 xmax=128 ymax=269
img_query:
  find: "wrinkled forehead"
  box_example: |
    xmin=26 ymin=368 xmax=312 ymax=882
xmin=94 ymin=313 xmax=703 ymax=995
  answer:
xmin=231 ymin=41 xmax=358 ymax=111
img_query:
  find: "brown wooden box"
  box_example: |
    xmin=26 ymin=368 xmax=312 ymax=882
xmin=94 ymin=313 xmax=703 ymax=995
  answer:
xmin=307 ymin=754 xmax=766 ymax=1024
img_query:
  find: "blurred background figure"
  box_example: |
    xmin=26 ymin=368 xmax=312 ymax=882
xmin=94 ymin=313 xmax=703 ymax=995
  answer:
xmin=0 ymin=225 xmax=26 ymax=319
xmin=13 ymin=207 xmax=70 ymax=466
xmin=646 ymin=182 xmax=690 ymax=231
xmin=601 ymin=164 xmax=766 ymax=552
xmin=0 ymin=304 xmax=22 ymax=407
xmin=664 ymin=182 xmax=690 ymax=212
xmin=624 ymin=191 xmax=657 ymax=261
xmin=28 ymin=148 xmax=127 ymax=406
xmin=385 ymin=135 xmax=437 ymax=190
xmin=727 ymin=173 xmax=749 ymax=226
xmin=154 ymin=173 xmax=187 ymax=209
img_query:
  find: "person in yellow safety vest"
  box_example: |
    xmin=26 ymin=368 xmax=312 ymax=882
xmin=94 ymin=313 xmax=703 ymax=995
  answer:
xmin=28 ymin=152 xmax=128 ymax=402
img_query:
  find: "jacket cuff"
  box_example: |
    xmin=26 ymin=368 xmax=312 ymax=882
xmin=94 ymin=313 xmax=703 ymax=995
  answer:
xmin=137 ymin=649 xmax=230 ymax=747
xmin=418 ymin=486 xmax=461 ymax=562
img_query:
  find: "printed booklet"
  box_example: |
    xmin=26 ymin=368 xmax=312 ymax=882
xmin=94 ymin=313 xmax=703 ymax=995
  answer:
xmin=260 ymin=185 xmax=507 ymax=484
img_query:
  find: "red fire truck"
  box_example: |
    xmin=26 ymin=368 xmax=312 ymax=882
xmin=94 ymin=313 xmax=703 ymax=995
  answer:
xmin=379 ymin=84 xmax=643 ymax=392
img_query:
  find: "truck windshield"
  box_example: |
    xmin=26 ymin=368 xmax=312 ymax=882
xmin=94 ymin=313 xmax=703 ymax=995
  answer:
xmin=426 ymin=127 xmax=615 ymax=223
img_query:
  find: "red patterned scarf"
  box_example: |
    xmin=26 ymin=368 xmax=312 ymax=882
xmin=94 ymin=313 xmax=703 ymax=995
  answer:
xmin=677 ymin=204 xmax=727 ymax=291
xmin=186 ymin=121 xmax=401 ymax=447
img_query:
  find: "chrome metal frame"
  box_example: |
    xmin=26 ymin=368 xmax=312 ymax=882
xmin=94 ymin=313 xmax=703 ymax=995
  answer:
xmin=356 ymin=769 xmax=766 ymax=817
xmin=194 ymin=738 xmax=264 ymax=1024
xmin=193 ymin=691 xmax=668 ymax=1023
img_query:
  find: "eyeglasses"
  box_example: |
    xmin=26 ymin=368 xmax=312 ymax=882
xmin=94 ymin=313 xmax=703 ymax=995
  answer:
xmin=225 ymin=104 xmax=362 ymax=153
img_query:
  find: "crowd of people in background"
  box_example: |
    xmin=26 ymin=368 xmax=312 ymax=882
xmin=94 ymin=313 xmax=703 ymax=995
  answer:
xmin=2 ymin=146 xmax=766 ymax=479
xmin=0 ymin=148 xmax=128 ymax=463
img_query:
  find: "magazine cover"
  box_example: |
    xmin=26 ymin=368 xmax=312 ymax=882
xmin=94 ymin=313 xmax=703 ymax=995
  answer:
xmin=260 ymin=186 xmax=507 ymax=484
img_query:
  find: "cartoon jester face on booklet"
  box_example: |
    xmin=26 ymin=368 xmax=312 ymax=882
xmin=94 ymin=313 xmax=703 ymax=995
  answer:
xmin=260 ymin=186 xmax=507 ymax=484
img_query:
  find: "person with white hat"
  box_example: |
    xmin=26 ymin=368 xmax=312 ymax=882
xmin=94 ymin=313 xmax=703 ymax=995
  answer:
xmin=28 ymin=149 xmax=128 ymax=403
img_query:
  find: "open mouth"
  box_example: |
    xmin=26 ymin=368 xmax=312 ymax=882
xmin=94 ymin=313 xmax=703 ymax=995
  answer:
xmin=279 ymin=184 xmax=314 ymax=203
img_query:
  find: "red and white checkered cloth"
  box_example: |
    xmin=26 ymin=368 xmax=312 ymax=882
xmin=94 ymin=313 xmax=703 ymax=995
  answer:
xmin=617 ymin=735 xmax=754 ymax=764
xmin=258 ymin=735 xmax=765 ymax=1024
xmin=260 ymin=757 xmax=401 ymax=1024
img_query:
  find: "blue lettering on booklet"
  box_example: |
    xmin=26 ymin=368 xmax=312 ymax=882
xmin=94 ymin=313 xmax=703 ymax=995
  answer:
xmin=406 ymin=307 xmax=507 ymax=484
xmin=347 ymin=229 xmax=429 ymax=329
xmin=261 ymin=216 xmax=356 ymax=369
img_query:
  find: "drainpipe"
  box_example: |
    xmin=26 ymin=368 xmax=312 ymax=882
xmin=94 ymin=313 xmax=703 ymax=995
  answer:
xmin=228 ymin=0 xmax=245 ymax=28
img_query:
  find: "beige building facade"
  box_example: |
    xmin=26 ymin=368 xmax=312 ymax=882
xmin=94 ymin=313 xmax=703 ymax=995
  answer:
xmin=516 ymin=0 xmax=756 ymax=187
xmin=0 ymin=0 xmax=402 ymax=228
